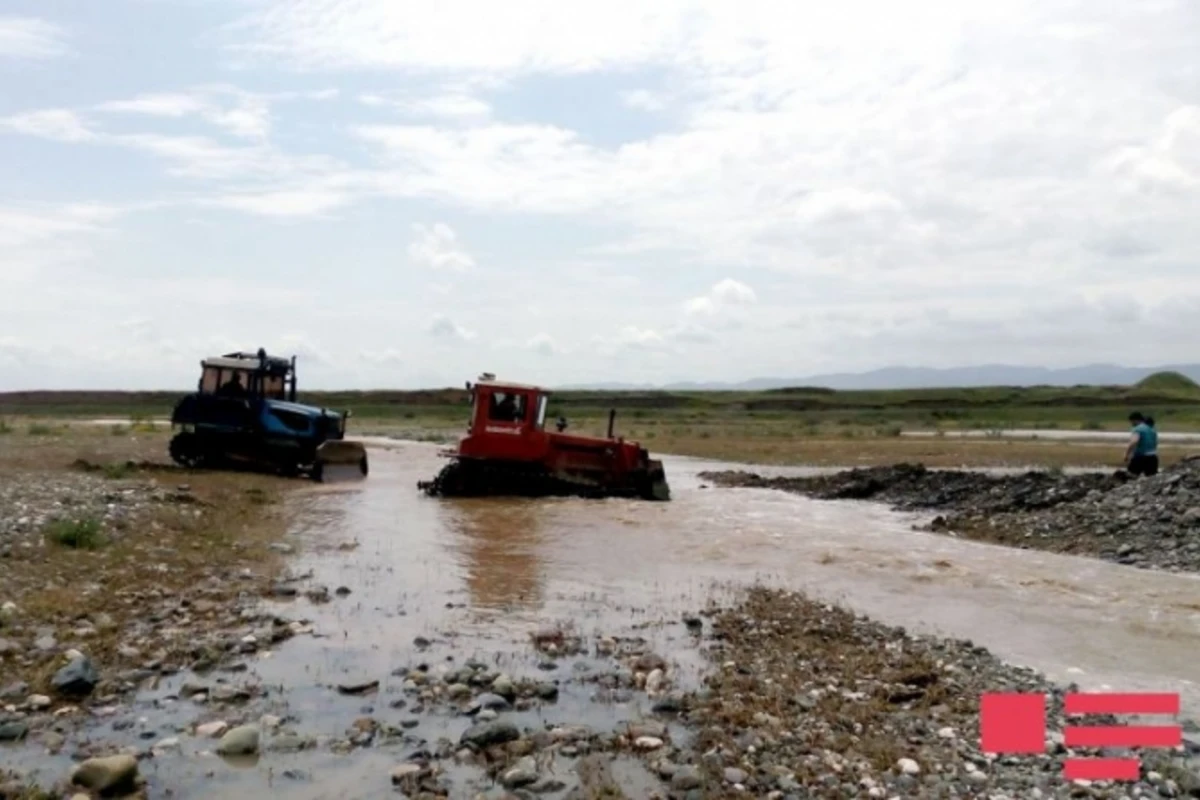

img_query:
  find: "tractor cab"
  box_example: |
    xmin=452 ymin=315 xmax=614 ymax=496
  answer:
xmin=466 ymin=373 xmax=549 ymax=435
xmin=197 ymin=349 xmax=297 ymax=401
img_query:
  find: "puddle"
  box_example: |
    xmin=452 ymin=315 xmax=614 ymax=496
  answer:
xmin=6 ymin=441 xmax=1200 ymax=797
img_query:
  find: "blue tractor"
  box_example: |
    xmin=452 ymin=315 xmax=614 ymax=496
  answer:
xmin=168 ymin=349 xmax=368 ymax=481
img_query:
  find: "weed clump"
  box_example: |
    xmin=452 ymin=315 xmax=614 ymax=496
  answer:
xmin=44 ymin=517 xmax=105 ymax=549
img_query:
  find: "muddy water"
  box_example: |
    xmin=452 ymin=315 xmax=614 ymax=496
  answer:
xmin=10 ymin=441 xmax=1200 ymax=797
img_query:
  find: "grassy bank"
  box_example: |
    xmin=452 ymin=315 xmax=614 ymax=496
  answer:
xmin=5 ymin=372 xmax=1200 ymax=432
xmin=4 ymin=372 xmax=1198 ymax=469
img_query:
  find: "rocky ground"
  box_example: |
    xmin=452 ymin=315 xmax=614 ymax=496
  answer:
xmin=0 ymin=424 xmax=317 ymax=797
xmin=8 ymin=584 xmax=1198 ymax=799
xmin=4 ymin=424 xmax=1198 ymax=798
xmin=701 ymin=458 xmax=1200 ymax=573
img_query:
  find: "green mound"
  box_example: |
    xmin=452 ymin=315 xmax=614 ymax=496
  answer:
xmin=1134 ymin=371 xmax=1200 ymax=392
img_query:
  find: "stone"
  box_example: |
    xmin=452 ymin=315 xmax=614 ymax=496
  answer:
xmin=52 ymin=656 xmax=100 ymax=697
xmin=465 ymin=692 xmax=511 ymax=714
xmin=460 ymin=720 xmax=520 ymax=748
xmin=635 ymin=736 xmax=664 ymax=750
xmin=645 ymin=668 xmax=666 ymax=695
xmin=28 ymin=694 xmax=52 ymax=710
xmin=216 ymin=724 xmax=260 ymax=755
xmin=0 ymin=681 xmax=28 ymax=700
xmin=446 ymin=682 xmax=471 ymax=700
xmin=501 ymin=756 xmax=539 ymax=788
xmin=725 ymin=767 xmax=748 ymax=784
xmin=391 ymin=763 xmax=422 ymax=784
xmin=671 ymin=766 xmax=703 ymax=791
xmin=337 ymin=679 xmax=379 ymax=695
xmin=0 ymin=721 xmax=28 ymax=741
xmin=71 ymin=754 xmax=139 ymax=793
xmin=897 ymin=758 xmax=920 ymax=775
xmin=195 ymin=720 xmax=229 ymax=738
xmin=491 ymin=674 xmax=515 ymax=699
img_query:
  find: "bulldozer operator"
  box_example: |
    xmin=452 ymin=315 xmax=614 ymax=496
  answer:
xmin=217 ymin=372 xmax=248 ymax=398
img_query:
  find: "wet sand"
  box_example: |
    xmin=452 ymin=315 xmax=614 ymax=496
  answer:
xmin=5 ymin=440 xmax=1200 ymax=797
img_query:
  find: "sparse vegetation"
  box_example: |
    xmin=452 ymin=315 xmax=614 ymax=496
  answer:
xmin=43 ymin=517 xmax=105 ymax=549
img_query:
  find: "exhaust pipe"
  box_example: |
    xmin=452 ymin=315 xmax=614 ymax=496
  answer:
xmin=607 ymin=408 xmax=616 ymax=439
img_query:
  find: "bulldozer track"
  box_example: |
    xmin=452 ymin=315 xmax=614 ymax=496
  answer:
xmin=418 ymin=458 xmax=658 ymax=500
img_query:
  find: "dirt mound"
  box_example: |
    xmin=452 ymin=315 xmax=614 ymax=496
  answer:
xmin=701 ymin=464 xmax=1127 ymax=514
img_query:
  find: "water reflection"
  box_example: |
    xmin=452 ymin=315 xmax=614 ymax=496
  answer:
xmin=441 ymin=498 xmax=546 ymax=611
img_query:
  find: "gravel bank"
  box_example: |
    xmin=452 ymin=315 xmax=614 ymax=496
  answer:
xmin=701 ymin=458 xmax=1200 ymax=573
xmin=656 ymin=587 xmax=1199 ymax=799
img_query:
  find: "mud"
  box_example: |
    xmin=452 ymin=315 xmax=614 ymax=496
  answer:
xmin=3 ymin=443 xmax=1200 ymax=797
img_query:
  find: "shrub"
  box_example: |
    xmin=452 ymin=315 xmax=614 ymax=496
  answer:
xmin=44 ymin=518 xmax=105 ymax=549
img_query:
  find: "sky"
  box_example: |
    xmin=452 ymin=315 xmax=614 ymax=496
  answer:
xmin=1 ymin=0 xmax=1199 ymax=390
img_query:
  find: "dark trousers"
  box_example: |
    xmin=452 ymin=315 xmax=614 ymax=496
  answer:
xmin=1128 ymin=454 xmax=1159 ymax=476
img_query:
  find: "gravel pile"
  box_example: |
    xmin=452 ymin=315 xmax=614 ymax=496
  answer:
xmin=657 ymin=587 xmax=1199 ymax=799
xmin=701 ymin=459 xmax=1200 ymax=573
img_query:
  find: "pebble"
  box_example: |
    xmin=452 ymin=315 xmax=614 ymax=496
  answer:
xmin=195 ymin=719 xmax=228 ymax=738
xmin=216 ymin=724 xmax=260 ymax=755
xmin=897 ymin=758 xmax=920 ymax=775
xmin=391 ymin=763 xmax=422 ymax=784
xmin=635 ymin=736 xmax=664 ymax=750
xmin=71 ymin=754 xmax=139 ymax=793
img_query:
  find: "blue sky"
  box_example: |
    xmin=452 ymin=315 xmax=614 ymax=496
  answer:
xmin=2 ymin=0 xmax=1199 ymax=389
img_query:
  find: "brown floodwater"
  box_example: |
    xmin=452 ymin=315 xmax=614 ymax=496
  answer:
xmin=7 ymin=440 xmax=1200 ymax=798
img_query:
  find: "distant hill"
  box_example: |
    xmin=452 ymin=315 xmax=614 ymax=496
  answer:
xmin=556 ymin=363 xmax=1200 ymax=391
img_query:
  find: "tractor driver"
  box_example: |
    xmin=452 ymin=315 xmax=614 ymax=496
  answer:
xmin=217 ymin=372 xmax=248 ymax=397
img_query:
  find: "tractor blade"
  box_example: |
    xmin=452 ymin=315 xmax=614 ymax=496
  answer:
xmin=645 ymin=460 xmax=671 ymax=501
xmin=313 ymin=440 xmax=369 ymax=482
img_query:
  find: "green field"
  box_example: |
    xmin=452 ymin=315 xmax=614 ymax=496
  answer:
xmin=3 ymin=372 xmax=1197 ymax=469
xmin=3 ymin=371 xmax=1199 ymax=433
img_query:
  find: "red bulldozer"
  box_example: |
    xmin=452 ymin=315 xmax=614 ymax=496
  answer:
xmin=417 ymin=374 xmax=670 ymax=501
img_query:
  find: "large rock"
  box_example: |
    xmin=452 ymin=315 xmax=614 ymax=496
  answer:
xmin=0 ymin=721 xmax=28 ymax=741
xmin=52 ymin=656 xmax=100 ymax=697
xmin=460 ymin=720 xmax=520 ymax=748
xmin=71 ymin=754 xmax=139 ymax=793
xmin=216 ymin=724 xmax=260 ymax=755
xmin=464 ymin=692 xmax=511 ymax=715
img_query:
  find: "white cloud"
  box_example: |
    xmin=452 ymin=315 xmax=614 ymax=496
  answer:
xmin=99 ymin=86 xmax=272 ymax=139
xmin=100 ymin=93 xmax=208 ymax=118
xmin=408 ymin=223 xmax=475 ymax=270
xmin=360 ymin=92 xmax=491 ymax=120
xmin=0 ymin=17 xmax=68 ymax=60
xmin=0 ymin=203 xmax=120 ymax=248
xmin=0 ymin=109 xmax=95 ymax=142
xmin=525 ymin=332 xmax=561 ymax=356
xmin=427 ymin=314 xmax=475 ymax=341
xmin=204 ymin=188 xmax=351 ymax=217
xmin=684 ymin=279 xmax=757 ymax=316
xmin=227 ymin=0 xmax=692 ymax=73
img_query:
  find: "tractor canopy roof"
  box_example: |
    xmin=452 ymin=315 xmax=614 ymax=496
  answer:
xmin=202 ymin=350 xmax=293 ymax=375
xmin=473 ymin=378 xmax=548 ymax=394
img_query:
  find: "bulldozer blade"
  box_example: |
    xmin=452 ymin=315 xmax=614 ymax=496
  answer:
xmin=313 ymin=440 xmax=369 ymax=482
xmin=645 ymin=460 xmax=671 ymax=501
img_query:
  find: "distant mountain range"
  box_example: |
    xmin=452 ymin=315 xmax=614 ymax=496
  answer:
xmin=557 ymin=363 xmax=1200 ymax=391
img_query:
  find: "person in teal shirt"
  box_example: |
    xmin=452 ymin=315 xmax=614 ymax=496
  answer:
xmin=1124 ymin=411 xmax=1159 ymax=476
